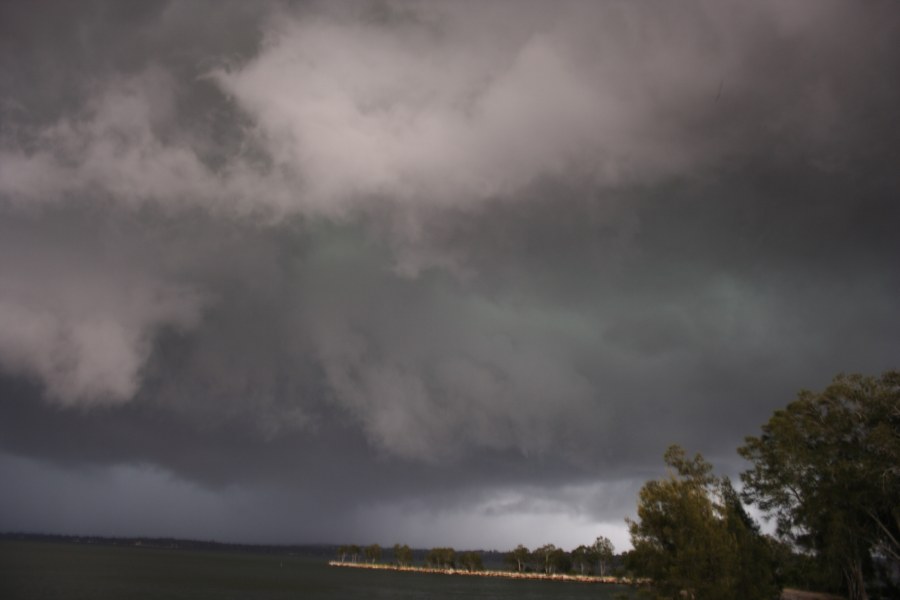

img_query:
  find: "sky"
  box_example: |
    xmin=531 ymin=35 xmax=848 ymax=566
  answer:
xmin=0 ymin=0 xmax=898 ymax=554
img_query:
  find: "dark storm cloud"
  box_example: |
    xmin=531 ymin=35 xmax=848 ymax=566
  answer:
xmin=0 ymin=1 xmax=898 ymax=549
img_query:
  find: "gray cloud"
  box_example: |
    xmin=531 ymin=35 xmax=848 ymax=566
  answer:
xmin=0 ymin=0 xmax=898 ymax=549
xmin=0 ymin=212 xmax=206 ymax=404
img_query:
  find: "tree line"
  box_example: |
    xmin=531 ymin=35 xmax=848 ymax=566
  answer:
xmin=336 ymin=543 xmax=412 ymax=566
xmin=504 ymin=537 xmax=615 ymax=575
xmin=334 ymin=537 xmax=615 ymax=575
xmin=625 ymin=371 xmax=899 ymax=600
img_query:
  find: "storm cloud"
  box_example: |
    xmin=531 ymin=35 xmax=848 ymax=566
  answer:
xmin=1 ymin=0 xmax=898 ymax=551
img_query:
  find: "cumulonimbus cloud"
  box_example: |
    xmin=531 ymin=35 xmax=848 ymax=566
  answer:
xmin=0 ymin=0 xmax=893 ymax=451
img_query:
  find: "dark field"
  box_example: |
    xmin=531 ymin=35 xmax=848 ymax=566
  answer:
xmin=0 ymin=541 xmax=637 ymax=600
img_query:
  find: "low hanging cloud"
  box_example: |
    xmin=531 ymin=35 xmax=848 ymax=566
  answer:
xmin=312 ymin=295 xmax=601 ymax=462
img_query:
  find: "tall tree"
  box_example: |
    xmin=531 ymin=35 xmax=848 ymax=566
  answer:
xmin=459 ymin=551 xmax=484 ymax=572
xmin=592 ymin=536 xmax=615 ymax=577
xmin=506 ymin=544 xmax=530 ymax=572
xmin=426 ymin=547 xmax=456 ymax=569
xmin=393 ymin=543 xmax=413 ymax=566
xmin=739 ymin=371 xmax=900 ymax=600
xmin=628 ymin=445 xmax=776 ymax=600
xmin=571 ymin=545 xmax=591 ymax=575
xmin=721 ymin=478 xmax=782 ymax=599
xmin=364 ymin=543 xmax=382 ymax=564
xmin=548 ymin=546 xmax=571 ymax=574
xmin=533 ymin=544 xmax=558 ymax=574
xmin=348 ymin=544 xmax=361 ymax=563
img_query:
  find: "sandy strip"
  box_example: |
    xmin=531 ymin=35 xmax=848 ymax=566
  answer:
xmin=327 ymin=561 xmax=636 ymax=584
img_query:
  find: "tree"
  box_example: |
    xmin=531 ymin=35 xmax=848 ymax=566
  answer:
xmin=426 ymin=547 xmax=456 ymax=569
xmin=393 ymin=543 xmax=413 ymax=566
xmin=533 ymin=544 xmax=558 ymax=574
xmin=628 ymin=445 xmax=777 ymax=600
xmin=571 ymin=545 xmax=592 ymax=574
xmin=592 ymin=536 xmax=615 ymax=577
xmin=505 ymin=544 xmax=530 ymax=572
xmin=548 ymin=546 xmax=571 ymax=574
xmin=364 ymin=543 xmax=382 ymax=564
xmin=721 ymin=477 xmax=783 ymax=599
xmin=739 ymin=372 xmax=900 ymax=600
xmin=348 ymin=544 xmax=361 ymax=563
xmin=459 ymin=551 xmax=484 ymax=572
xmin=337 ymin=545 xmax=349 ymax=562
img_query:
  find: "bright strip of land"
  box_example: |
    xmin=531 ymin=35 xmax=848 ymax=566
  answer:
xmin=327 ymin=561 xmax=635 ymax=584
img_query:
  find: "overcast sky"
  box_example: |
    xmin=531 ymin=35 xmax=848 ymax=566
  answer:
xmin=1 ymin=0 xmax=898 ymax=553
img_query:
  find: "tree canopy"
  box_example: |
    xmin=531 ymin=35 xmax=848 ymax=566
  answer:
xmin=426 ymin=547 xmax=456 ymax=569
xmin=458 ymin=551 xmax=484 ymax=572
xmin=740 ymin=371 xmax=900 ymax=600
xmin=393 ymin=543 xmax=413 ymax=566
xmin=505 ymin=544 xmax=530 ymax=572
xmin=364 ymin=543 xmax=382 ymax=564
xmin=593 ymin=536 xmax=615 ymax=577
xmin=628 ymin=445 xmax=777 ymax=600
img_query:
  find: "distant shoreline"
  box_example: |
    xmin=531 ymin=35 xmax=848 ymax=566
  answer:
xmin=328 ymin=560 xmax=633 ymax=584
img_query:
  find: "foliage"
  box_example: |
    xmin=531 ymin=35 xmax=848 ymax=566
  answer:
xmin=364 ymin=543 xmax=381 ymax=564
xmin=393 ymin=543 xmax=413 ymax=566
xmin=571 ymin=545 xmax=592 ymax=574
xmin=628 ymin=445 xmax=777 ymax=600
xmin=720 ymin=478 xmax=783 ymax=599
xmin=426 ymin=547 xmax=456 ymax=569
xmin=505 ymin=544 xmax=530 ymax=572
xmin=593 ymin=536 xmax=615 ymax=576
xmin=458 ymin=551 xmax=484 ymax=572
xmin=348 ymin=544 xmax=361 ymax=562
xmin=765 ymin=537 xmax=842 ymax=593
xmin=532 ymin=544 xmax=558 ymax=574
xmin=569 ymin=537 xmax=614 ymax=576
xmin=550 ymin=546 xmax=571 ymax=573
xmin=739 ymin=371 xmax=900 ymax=600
